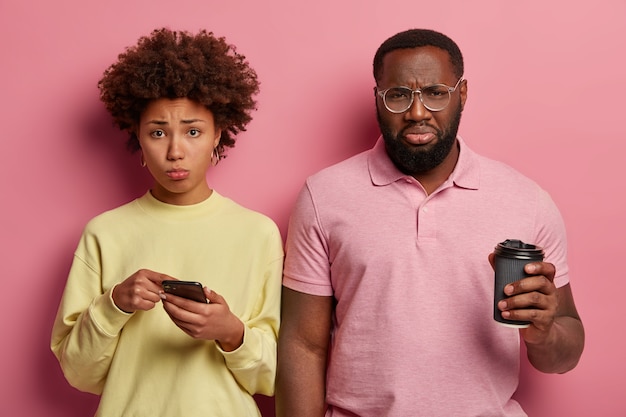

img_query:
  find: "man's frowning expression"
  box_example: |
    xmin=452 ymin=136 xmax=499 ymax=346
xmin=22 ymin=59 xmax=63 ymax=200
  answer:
xmin=376 ymin=46 xmax=467 ymax=177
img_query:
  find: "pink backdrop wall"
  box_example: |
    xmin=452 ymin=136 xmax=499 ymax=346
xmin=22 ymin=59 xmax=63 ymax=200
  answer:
xmin=2 ymin=1 xmax=625 ymax=415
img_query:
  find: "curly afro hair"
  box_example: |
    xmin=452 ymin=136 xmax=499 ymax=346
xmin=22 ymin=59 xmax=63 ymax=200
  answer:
xmin=98 ymin=28 xmax=260 ymax=155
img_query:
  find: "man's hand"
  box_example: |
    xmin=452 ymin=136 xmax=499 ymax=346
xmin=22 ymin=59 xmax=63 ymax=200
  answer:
xmin=488 ymin=253 xmax=584 ymax=373
xmin=496 ymin=260 xmax=559 ymax=344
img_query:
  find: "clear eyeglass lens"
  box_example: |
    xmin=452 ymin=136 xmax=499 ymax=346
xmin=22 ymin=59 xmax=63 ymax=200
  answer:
xmin=421 ymin=85 xmax=452 ymax=110
xmin=383 ymin=85 xmax=451 ymax=112
xmin=383 ymin=88 xmax=413 ymax=112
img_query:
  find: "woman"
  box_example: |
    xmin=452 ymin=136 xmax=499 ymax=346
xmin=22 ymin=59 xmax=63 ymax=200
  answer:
xmin=51 ymin=28 xmax=283 ymax=417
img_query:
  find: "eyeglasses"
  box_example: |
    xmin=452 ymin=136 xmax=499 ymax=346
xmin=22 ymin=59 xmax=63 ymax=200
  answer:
xmin=376 ymin=76 xmax=464 ymax=113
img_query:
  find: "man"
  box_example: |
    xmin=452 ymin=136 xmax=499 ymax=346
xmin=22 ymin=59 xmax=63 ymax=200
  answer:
xmin=276 ymin=29 xmax=584 ymax=417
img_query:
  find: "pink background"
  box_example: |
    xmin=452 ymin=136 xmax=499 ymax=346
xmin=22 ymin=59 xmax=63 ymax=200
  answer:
xmin=2 ymin=1 xmax=625 ymax=415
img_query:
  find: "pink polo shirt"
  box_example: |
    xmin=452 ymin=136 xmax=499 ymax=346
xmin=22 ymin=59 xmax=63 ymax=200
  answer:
xmin=283 ymin=137 xmax=569 ymax=417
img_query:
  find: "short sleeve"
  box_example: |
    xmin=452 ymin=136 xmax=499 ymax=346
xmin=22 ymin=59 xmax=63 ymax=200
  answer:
xmin=282 ymin=183 xmax=334 ymax=296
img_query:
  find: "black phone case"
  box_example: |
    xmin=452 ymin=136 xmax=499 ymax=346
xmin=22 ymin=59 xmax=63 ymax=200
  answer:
xmin=162 ymin=280 xmax=208 ymax=303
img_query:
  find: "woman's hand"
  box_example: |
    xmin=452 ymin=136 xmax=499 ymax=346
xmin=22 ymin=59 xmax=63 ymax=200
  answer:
xmin=112 ymin=269 xmax=171 ymax=313
xmin=161 ymin=287 xmax=245 ymax=351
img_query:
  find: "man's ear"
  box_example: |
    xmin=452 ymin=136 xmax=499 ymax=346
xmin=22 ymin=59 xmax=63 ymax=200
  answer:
xmin=459 ymin=79 xmax=468 ymax=111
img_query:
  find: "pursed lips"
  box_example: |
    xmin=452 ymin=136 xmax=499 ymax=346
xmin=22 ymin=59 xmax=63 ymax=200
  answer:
xmin=166 ymin=169 xmax=190 ymax=180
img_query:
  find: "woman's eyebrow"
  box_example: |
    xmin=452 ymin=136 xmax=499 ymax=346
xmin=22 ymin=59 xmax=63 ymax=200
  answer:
xmin=144 ymin=119 xmax=168 ymax=125
xmin=180 ymin=118 xmax=206 ymax=124
xmin=143 ymin=118 xmax=206 ymax=125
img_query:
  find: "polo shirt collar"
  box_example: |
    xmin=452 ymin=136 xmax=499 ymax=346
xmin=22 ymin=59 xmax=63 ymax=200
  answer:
xmin=368 ymin=135 xmax=480 ymax=190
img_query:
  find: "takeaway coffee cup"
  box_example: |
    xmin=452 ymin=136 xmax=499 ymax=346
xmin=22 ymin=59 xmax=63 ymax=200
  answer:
xmin=493 ymin=239 xmax=544 ymax=328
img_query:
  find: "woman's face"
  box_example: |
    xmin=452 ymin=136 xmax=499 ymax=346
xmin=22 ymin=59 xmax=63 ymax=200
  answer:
xmin=137 ymin=98 xmax=221 ymax=205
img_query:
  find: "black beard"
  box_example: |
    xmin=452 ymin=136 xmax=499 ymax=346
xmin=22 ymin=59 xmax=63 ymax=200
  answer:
xmin=378 ymin=105 xmax=462 ymax=176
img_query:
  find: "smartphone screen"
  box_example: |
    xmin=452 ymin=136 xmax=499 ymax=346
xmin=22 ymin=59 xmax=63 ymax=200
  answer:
xmin=162 ymin=280 xmax=208 ymax=303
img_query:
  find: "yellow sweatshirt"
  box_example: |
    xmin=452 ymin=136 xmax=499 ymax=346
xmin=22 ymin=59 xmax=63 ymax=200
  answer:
xmin=51 ymin=191 xmax=283 ymax=416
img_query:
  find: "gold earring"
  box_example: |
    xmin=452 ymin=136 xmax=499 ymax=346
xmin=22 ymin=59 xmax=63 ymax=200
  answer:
xmin=211 ymin=147 xmax=221 ymax=166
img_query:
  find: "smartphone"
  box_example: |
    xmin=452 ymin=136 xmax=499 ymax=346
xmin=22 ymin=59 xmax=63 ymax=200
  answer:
xmin=162 ymin=280 xmax=208 ymax=303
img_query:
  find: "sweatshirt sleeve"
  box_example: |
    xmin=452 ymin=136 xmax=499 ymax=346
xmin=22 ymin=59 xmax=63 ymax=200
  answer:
xmin=218 ymin=228 xmax=284 ymax=396
xmin=50 ymin=232 xmax=133 ymax=394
